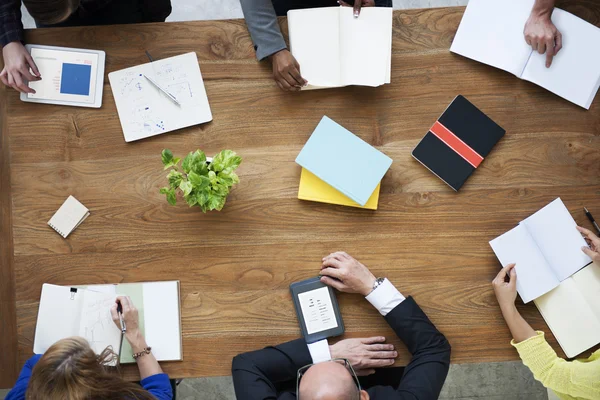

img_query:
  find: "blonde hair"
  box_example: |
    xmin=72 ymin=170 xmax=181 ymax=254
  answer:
xmin=26 ymin=337 xmax=156 ymax=400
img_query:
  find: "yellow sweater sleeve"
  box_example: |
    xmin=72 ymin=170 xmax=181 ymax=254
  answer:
xmin=512 ymin=331 xmax=600 ymax=400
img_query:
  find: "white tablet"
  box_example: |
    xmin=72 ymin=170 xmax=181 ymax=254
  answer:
xmin=20 ymin=44 xmax=105 ymax=108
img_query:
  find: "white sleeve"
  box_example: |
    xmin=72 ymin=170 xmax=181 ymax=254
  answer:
xmin=307 ymin=339 xmax=331 ymax=363
xmin=365 ymin=279 xmax=405 ymax=316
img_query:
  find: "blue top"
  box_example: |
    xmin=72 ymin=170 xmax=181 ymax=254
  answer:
xmin=5 ymin=355 xmax=173 ymax=400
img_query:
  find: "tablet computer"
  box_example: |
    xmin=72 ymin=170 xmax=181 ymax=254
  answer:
xmin=290 ymin=277 xmax=345 ymax=343
xmin=20 ymin=44 xmax=105 ymax=108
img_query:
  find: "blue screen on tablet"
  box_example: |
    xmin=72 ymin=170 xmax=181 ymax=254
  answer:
xmin=60 ymin=63 xmax=92 ymax=96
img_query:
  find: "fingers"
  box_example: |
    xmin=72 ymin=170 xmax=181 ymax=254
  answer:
xmin=366 ymin=343 xmax=395 ymax=352
xmin=493 ymin=263 xmax=515 ymax=282
xmin=19 ymin=63 xmax=38 ymax=82
xmin=554 ymin=31 xmax=563 ymax=54
xmin=353 ymin=0 xmax=362 ymax=17
xmin=537 ymin=40 xmax=546 ymax=55
xmin=545 ymin=38 xmax=555 ymax=68
xmin=368 ymin=350 xmax=398 ymax=360
xmin=508 ymin=267 xmax=517 ymax=289
xmin=320 ymin=275 xmax=345 ymax=291
xmin=116 ymin=295 xmax=132 ymax=311
xmin=11 ymin=71 xmax=33 ymax=94
xmin=338 ymin=0 xmax=351 ymax=5
xmin=360 ymin=336 xmax=386 ymax=345
xmin=288 ymin=63 xmax=306 ymax=87
xmin=530 ymin=40 xmax=538 ymax=52
xmin=0 ymin=70 xmax=8 ymax=86
xmin=322 ymin=257 xmax=343 ymax=270
xmin=581 ymin=246 xmax=599 ymax=261
xmin=577 ymin=225 xmax=599 ymax=242
xmin=362 ymin=358 xmax=395 ymax=368
xmin=24 ymin=52 xmax=41 ymax=77
xmin=110 ymin=303 xmax=119 ymax=323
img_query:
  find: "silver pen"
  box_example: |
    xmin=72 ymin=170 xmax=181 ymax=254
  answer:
xmin=142 ymin=73 xmax=181 ymax=106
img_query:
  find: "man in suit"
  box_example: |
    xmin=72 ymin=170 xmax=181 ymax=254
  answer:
xmin=239 ymin=0 xmax=392 ymax=91
xmin=232 ymin=251 xmax=451 ymax=399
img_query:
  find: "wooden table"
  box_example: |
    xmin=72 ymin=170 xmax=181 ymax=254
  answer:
xmin=2 ymin=2 xmax=600 ymax=388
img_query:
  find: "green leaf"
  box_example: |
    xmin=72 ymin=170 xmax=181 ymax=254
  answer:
xmin=188 ymin=171 xmax=210 ymax=189
xmin=161 ymin=149 xmax=173 ymax=166
xmin=211 ymin=150 xmax=242 ymax=172
xmin=189 ymin=150 xmax=208 ymax=175
xmin=208 ymin=195 xmax=222 ymax=211
xmin=166 ymin=189 xmax=177 ymax=205
xmin=159 ymin=187 xmax=170 ymax=195
xmin=182 ymin=152 xmax=193 ymax=174
xmin=196 ymin=191 xmax=209 ymax=206
xmin=185 ymin=194 xmax=198 ymax=207
xmin=208 ymin=170 xmax=217 ymax=185
xmin=179 ymin=180 xmax=193 ymax=196
xmin=167 ymin=170 xmax=183 ymax=189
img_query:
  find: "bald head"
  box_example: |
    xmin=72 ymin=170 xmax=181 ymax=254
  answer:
xmin=298 ymin=361 xmax=362 ymax=400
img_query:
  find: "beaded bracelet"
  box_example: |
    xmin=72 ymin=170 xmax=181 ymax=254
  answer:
xmin=133 ymin=347 xmax=152 ymax=360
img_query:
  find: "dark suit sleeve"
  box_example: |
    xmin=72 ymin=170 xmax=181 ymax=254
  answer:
xmin=376 ymin=296 xmax=451 ymax=400
xmin=232 ymin=338 xmax=313 ymax=400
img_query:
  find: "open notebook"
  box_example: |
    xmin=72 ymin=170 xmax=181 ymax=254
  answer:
xmin=489 ymin=198 xmax=592 ymax=303
xmin=288 ymin=6 xmax=393 ymax=89
xmin=109 ymin=52 xmax=212 ymax=142
xmin=534 ymin=262 xmax=600 ymax=358
xmin=34 ymin=281 xmax=182 ymax=364
xmin=450 ymin=0 xmax=600 ymax=109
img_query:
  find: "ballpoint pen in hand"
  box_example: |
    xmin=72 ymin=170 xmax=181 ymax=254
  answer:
xmin=117 ymin=302 xmax=127 ymax=334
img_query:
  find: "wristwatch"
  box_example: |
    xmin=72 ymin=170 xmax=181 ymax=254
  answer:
xmin=371 ymin=277 xmax=385 ymax=293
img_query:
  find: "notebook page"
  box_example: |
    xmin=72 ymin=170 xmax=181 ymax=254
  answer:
xmin=534 ymin=277 xmax=600 ymax=358
xmin=521 ymin=198 xmax=591 ymax=281
xmin=142 ymin=281 xmax=182 ymax=361
xmin=339 ymin=7 xmax=392 ymax=87
xmin=108 ymin=52 xmax=212 ymax=142
xmin=47 ymin=195 xmax=89 ymax=238
xmin=78 ymin=289 xmax=122 ymax=361
xmin=288 ymin=7 xmax=341 ymax=88
xmin=572 ymin=262 xmax=600 ymax=321
xmin=34 ymin=284 xmax=82 ymax=354
xmin=489 ymin=225 xmax=559 ymax=303
xmin=521 ymin=9 xmax=600 ymax=109
xmin=450 ymin=0 xmax=533 ymax=77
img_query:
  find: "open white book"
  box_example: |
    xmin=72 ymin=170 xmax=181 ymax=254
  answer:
xmin=450 ymin=0 xmax=600 ymax=109
xmin=288 ymin=6 xmax=392 ymax=89
xmin=534 ymin=262 xmax=600 ymax=358
xmin=489 ymin=198 xmax=592 ymax=303
xmin=34 ymin=281 xmax=182 ymax=364
xmin=34 ymin=284 xmax=122 ymax=365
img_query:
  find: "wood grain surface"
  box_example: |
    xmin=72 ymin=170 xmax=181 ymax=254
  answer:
xmin=1 ymin=3 xmax=600 ymax=386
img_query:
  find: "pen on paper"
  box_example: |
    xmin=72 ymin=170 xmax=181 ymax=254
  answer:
xmin=117 ymin=302 xmax=127 ymax=334
xmin=142 ymin=74 xmax=181 ymax=106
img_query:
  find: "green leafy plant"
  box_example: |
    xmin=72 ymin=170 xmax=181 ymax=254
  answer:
xmin=160 ymin=148 xmax=242 ymax=212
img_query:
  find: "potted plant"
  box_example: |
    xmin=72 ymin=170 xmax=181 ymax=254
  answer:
xmin=160 ymin=148 xmax=242 ymax=212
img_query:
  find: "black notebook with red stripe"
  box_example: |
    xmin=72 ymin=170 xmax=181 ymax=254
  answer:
xmin=412 ymin=95 xmax=505 ymax=191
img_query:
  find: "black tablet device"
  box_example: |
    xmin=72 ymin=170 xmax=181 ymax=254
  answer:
xmin=290 ymin=277 xmax=345 ymax=343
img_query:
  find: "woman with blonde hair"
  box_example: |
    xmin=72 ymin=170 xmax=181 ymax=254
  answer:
xmin=6 ymin=296 xmax=172 ymax=400
xmin=492 ymin=226 xmax=600 ymax=400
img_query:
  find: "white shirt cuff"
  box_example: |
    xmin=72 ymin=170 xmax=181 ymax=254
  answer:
xmin=365 ymin=278 xmax=405 ymax=316
xmin=307 ymin=339 xmax=331 ymax=364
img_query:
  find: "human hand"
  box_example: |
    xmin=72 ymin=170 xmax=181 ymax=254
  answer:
xmin=0 ymin=42 xmax=41 ymax=93
xmin=492 ymin=264 xmax=517 ymax=312
xmin=338 ymin=0 xmax=376 ymax=18
xmin=320 ymin=252 xmax=376 ymax=296
xmin=268 ymin=49 xmax=306 ymax=91
xmin=110 ymin=296 xmax=146 ymax=351
xmin=577 ymin=226 xmax=600 ymax=263
xmin=329 ymin=337 xmax=397 ymax=376
xmin=524 ymin=11 xmax=562 ymax=68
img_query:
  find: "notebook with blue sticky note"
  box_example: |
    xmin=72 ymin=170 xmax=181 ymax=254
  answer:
xmin=295 ymin=116 xmax=392 ymax=207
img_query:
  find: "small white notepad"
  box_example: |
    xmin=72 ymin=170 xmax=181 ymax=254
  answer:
xmin=47 ymin=196 xmax=89 ymax=238
xmin=288 ymin=6 xmax=393 ymax=89
xmin=108 ymin=52 xmax=212 ymax=142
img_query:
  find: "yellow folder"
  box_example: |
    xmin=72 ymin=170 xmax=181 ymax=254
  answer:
xmin=298 ymin=168 xmax=380 ymax=210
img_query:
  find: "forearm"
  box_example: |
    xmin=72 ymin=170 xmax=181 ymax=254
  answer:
xmin=239 ymin=0 xmax=287 ymax=60
xmin=127 ymin=331 xmax=163 ymax=380
xmin=531 ymin=0 xmax=555 ymax=17
xmin=500 ymin=305 xmax=537 ymax=343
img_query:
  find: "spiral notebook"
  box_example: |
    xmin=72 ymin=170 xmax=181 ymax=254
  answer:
xmin=47 ymin=196 xmax=90 ymax=238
